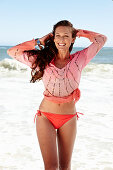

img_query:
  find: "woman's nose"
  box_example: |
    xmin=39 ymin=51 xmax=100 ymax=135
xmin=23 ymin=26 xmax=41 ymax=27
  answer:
xmin=59 ymin=36 xmax=65 ymax=41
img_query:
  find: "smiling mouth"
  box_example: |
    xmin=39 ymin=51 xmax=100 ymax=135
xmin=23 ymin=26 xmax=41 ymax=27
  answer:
xmin=58 ymin=43 xmax=66 ymax=46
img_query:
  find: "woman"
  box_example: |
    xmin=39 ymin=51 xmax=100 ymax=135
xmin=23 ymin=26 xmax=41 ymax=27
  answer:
xmin=7 ymin=20 xmax=107 ymax=170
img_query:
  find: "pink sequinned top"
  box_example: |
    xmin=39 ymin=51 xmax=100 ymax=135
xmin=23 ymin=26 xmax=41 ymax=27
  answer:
xmin=7 ymin=30 xmax=107 ymax=103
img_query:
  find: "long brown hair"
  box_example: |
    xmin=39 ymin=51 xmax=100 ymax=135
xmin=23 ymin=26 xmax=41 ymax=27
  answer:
xmin=24 ymin=20 xmax=78 ymax=83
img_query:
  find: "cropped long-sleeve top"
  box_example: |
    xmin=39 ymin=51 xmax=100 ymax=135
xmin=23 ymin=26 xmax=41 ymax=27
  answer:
xmin=7 ymin=30 xmax=107 ymax=103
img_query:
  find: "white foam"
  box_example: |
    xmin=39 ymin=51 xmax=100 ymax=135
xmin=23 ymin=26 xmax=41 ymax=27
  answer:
xmin=82 ymin=63 xmax=113 ymax=78
xmin=1 ymin=59 xmax=113 ymax=79
xmin=0 ymin=58 xmax=30 ymax=73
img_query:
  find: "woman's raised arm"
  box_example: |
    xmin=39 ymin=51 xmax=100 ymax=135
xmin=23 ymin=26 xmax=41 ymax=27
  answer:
xmin=7 ymin=39 xmax=37 ymax=68
xmin=7 ymin=33 xmax=53 ymax=68
xmin=76 ymin=29 xmax=107 ymax=68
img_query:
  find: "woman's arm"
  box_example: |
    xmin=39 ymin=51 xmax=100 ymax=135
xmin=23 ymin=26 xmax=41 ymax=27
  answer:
xmin=77 ymin=29 xmax=107 ymax=43
xmin=7 ymin=39 xmax=37 ymax=68
xmin=7 ymin=39 xmax=36 ymax=58
xmin=7 ymin=33 xmax=53 ymax=68
xmin=76 ymin=29 xmax=107 ymax=68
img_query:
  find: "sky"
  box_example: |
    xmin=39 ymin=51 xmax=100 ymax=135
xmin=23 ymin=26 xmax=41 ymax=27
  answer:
xmin=0 ymin=0 xmax=113 ymax=47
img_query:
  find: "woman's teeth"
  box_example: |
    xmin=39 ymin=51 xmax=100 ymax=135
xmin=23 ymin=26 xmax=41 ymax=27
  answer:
xmin=58 ymin=43 xmax=66 ymax=46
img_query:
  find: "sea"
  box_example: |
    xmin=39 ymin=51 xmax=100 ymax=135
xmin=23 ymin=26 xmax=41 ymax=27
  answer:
xmin=0 ymin=46 xmax=113 ymax=170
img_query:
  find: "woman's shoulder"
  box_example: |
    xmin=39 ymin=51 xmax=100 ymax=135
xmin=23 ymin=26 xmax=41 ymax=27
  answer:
xmin=70 ymin=49 xmax=84 ymax=60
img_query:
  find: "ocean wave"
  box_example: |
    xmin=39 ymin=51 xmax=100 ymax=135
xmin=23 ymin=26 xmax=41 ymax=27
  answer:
xmin=0 ymin=46 xmax=7 ymax=49
xmin=0 ymin=58 xmax=113 ymax=78
xmin=0 ymin=58 xmax=30 ymax=72
xmin=82 ymin=63 xmax=113 ymax=78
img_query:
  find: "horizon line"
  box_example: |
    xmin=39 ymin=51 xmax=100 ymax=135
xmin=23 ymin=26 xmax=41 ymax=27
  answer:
xmin=0 ymin=45 xmax=112 ymax=48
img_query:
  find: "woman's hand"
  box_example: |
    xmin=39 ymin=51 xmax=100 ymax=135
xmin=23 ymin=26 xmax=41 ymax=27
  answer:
xmin=76 ymin=29 xmax=98 ymax=42
xmin=76 ymin=29 xmax=82 ymax=38
xmin=76 ymin=29 xmax=107 ymax=45
xmin=36 ymin=33 xmax=53 ymax=46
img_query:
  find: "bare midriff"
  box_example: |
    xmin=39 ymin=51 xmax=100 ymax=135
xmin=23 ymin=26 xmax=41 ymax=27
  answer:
xmin=39 ymin=98 xmax=76 ymax=115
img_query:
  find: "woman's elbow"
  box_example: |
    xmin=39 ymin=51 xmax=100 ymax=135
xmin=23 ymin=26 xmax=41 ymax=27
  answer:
xmin=99 ymin=34 xmax=107 ymax=46
xmin=7 ymin=47 xmax=21 ymax=59
xmin=104 ymin=35 xmax=107 ymax=43
xmin=7 ymin=48 xmax=14 ymax=57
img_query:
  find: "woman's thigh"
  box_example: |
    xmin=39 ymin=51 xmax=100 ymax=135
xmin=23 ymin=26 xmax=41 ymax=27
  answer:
xmin=36 ymin=114 xmax=58 ymax=168
xmin=57 ymin=116 xmax=77 ymax=168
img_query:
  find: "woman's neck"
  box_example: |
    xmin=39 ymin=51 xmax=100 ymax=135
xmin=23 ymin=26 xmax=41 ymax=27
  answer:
xmin=57 ymin=51 xmax=70 ymax=60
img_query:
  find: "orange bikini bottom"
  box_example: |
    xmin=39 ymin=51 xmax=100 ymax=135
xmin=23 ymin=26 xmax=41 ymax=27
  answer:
xmin=34 ymin=110 xmax=84 ymax=129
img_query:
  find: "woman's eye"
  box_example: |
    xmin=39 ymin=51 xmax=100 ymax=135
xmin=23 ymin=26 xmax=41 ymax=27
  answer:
xmin=55 ymin=35 xmax=69 ymax=38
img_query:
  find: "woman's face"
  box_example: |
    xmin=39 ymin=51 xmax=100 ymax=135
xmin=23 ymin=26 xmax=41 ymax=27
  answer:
xmin=54 ymin=26 xmax=75 ymax=52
